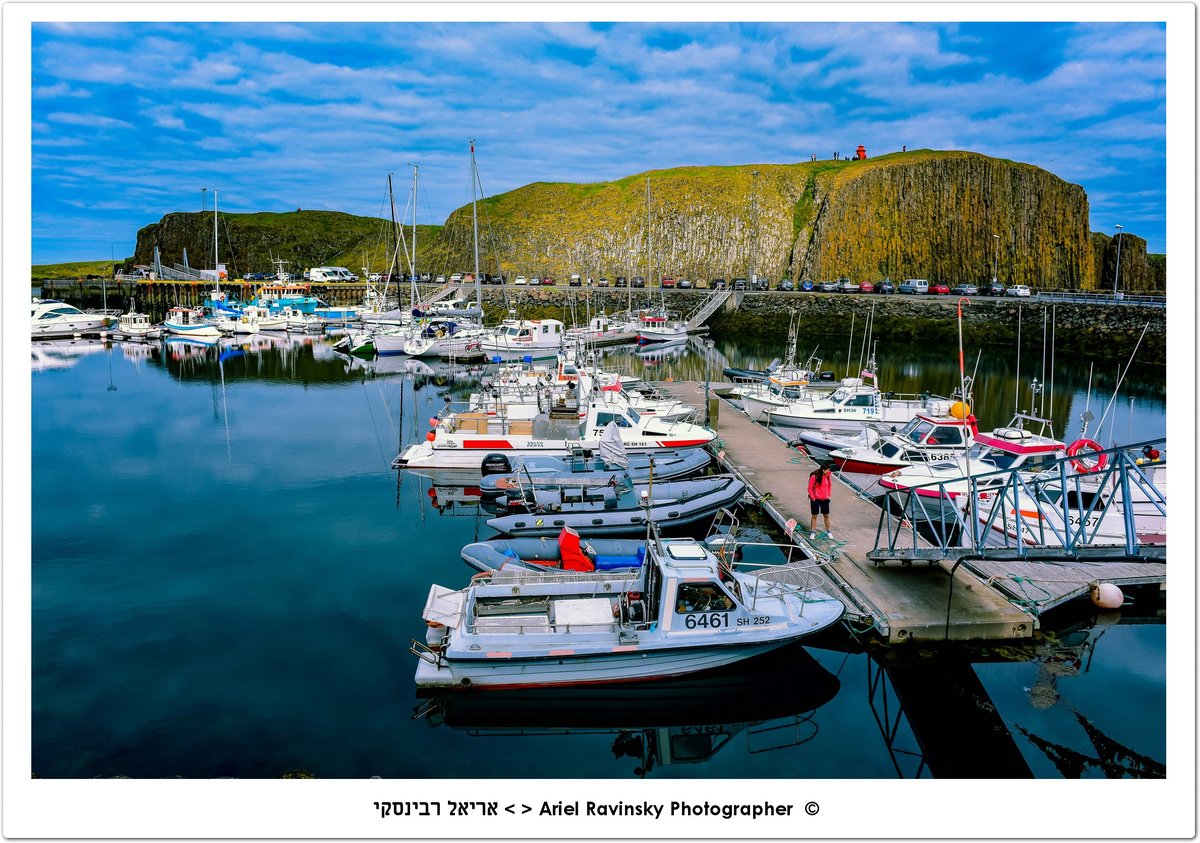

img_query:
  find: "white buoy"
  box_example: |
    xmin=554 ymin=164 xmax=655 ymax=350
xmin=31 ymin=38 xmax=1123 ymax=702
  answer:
xmin=1090 ymin=582 xmax=1124 ymax=610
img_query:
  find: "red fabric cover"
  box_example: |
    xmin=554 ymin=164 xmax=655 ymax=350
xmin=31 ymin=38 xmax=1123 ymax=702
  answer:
xmin=558 ymin=527 xmax=594 ymax=571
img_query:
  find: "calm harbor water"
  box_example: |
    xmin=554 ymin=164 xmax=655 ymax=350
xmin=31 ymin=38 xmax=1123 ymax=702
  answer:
xmin=30 ymin=332 xmax=1166 ymax=778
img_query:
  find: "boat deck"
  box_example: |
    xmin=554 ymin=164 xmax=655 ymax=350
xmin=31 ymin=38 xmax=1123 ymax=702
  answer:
xmin=665 ymin=381 xmax=1040 ymax=643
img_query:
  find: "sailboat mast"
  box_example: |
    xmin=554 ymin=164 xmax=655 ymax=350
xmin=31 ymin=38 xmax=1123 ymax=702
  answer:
xmin=411 ymin=164 xmax=419 ymax=282
xmin=471 ymin=139 xmax=481 ymax=305
xmin=386 ymin=172 xmax=401 ymax=307
xmin=213 ymin=189 xmax=219 ymax=294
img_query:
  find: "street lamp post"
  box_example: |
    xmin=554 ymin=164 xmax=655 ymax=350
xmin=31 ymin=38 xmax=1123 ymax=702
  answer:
xmin=704 ymin=338 xmax=716 ymax=425
xmin=992 ymin=234 xmax=999 ymax=285
xmin=1112 ymin=224 xmax=1124 ymax=299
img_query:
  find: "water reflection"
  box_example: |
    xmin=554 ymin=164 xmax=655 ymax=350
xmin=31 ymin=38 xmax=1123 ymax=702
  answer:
xmin=31 ymin=337 xmax=107 ymax=372
xmin=412 ymin=643 xmax=840 ymax=777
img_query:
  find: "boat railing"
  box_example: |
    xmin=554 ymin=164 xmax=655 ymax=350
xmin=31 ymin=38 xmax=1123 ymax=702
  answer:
xmin=870 ymin=437 xmax=1167 ymax=559
xmin=738 ymin=558 xmax=835 ymax=612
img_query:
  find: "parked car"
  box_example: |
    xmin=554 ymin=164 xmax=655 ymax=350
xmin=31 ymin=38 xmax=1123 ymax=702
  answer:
xmin=492 ymin=274 xmax=507 ymax=284
xmin=837 ymin=277 xmax=858 ymax=293
xmin=660 ymin=277 xmax=676 ymax=288
xmin=632 ymin=276 xmax=646 ymax=288
xmin=541 ymin=277 xmax=557 ymax=286
xmin=950 ymin=283 xmax=978 ymax=296
xmin=815 ymin=280 xmax=840 ymax=292
xmin=435 ymin=275 xmax=446 ymax=284
xmin=984 ymin=281 xmax=1007 ymax=296
xmin=898 ymin=279 xmax=930 ymax=294
xmin=930 ymin=283 xmax=951 ymax=295
xmin=858 ymin=280 xmax=876 ymax=294
xmin=777 ymin=279 xmax=795 ymax=291
xmin=450 ymin=273 xmax=464 ymax=282
xmin=597 ymin=277 xmax=610 ymax=287
xmin=615 ymin=276 xmax=628 ymax=287
xmin=568 ymin=275 xmax=583 ymax=287
xmin=799 ymin=279 xmax=815 ymax=292
xmin=711 ymin=278 xmax=727 ymax=290
xmin=1006 ymin=284 xmax=1033 ymax=297
xmin=874 ymin=279 xmax=895 ymax=294
xmin=678 ymin=279 xmax=693 ymax=289
xmin=514 ymin=275 xmax=528 ymax=286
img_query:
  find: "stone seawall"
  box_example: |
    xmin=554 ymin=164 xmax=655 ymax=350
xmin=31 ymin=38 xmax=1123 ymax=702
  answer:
xmin=479 ymin=289 xmax=1166 ymax=366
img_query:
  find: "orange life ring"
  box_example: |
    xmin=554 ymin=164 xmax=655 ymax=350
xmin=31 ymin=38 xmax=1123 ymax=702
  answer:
xmin=1066 ymin=438 xmax=1108 ymax=473
xmin=495 ymin=477 xmax=519 ymax=490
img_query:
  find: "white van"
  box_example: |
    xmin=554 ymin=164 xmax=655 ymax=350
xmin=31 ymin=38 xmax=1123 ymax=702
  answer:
xmin=308 ymin=266 xmax=359 ymax=283
xmin=898 ymin=278 xmax=930 ymax=294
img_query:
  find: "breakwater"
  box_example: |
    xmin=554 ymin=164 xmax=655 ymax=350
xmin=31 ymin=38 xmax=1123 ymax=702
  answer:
xmin=37 ymin=279 xmax=1165 ymax=366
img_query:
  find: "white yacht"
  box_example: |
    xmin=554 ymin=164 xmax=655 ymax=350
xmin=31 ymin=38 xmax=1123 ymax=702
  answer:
xmin=31 ymin=298 xmax=117 ymax=338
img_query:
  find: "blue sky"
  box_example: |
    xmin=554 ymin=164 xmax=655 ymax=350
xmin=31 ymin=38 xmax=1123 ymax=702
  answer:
xmin=28 ymin=19 xmax=1169 ymax=263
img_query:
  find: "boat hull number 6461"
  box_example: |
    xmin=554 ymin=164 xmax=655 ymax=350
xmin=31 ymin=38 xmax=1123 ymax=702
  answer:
xmin=682 ymin=613 xmax=772 ymax=629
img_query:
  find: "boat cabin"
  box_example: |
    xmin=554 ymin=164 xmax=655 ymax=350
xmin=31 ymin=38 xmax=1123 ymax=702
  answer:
xmin=166 ymin=306 xmax=208 ymax=326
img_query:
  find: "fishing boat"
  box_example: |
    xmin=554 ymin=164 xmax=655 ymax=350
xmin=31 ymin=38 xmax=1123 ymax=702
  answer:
xmin=162 ymin=305 xmax=221 ymax=339
xmin=30 ymin=298 xmax=118 ymax=338
xmin=279 ymin=306 xmax=324 ymax=332
xmin=411 ymin=532 xmax=844 ymax=689
xmin=828 ymin=407 xmax=979 ymax=488
xmin=480 ymin=317 xmax=566 ymax=360
xmin=762 ymin=378 xmax=952 ymax=434
xmin=965 ymin=446 xmax=1166 ymax=548
xmin=635 ymin=310 xmax=689 ymax=345
xmin=478 ymin=448 xmax=711 ymax=499
xmin=112 ymin=305 xmax=161 ymax=341
xmin=394 ymin=391 xmax=716 ymax=471
xmin=875 ymin=412 xmax=1067 ymax=524
xmin=484 ymin=473 xmax=746 ymax=537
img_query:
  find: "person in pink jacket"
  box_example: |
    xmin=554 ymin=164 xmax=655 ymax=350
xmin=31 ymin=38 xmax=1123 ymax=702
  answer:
xmin=807 ymin=465 xmax=833 ymax=537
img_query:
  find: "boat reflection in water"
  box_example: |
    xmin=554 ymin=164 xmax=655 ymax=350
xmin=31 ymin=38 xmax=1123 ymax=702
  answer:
xmin=412 ymin=643 xmax=839 ymax=777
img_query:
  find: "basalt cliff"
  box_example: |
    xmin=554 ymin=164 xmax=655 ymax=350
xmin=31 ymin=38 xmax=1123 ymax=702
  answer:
xmin=128 ymin=150 xmax=1164 ymax=291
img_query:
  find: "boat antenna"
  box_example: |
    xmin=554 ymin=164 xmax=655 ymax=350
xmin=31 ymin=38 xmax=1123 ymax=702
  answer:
xmin=956 ymin=296 xmax=973 ymax=537
xmin=1080 ymin=362 xmax=1095 ymax=438
xmin=845 ymin=312 xmax=855 ymax=378
xmin=1049 ymin=305 xmax=1057 ymax=434
xmin=470 ymin=139 xmax=482 ymax=311
xmin=1040 ymin=307 xmax=1048 ymax=418
xmin=1013 ymin=305 xmax=1022 ymax=416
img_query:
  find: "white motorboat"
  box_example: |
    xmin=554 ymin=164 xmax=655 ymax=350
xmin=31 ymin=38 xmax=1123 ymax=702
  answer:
xmin=279 ymin=306 xmax=324 ymax=332
xmin=31 ymin=297 xmax=117 ymax=337
xmin=635 ymin=310 xmax=689 ymax=345
xmin=394 ymin=391 xmax=717 ymax=471
xmin=875 ymin=413 xmax=1067 ymax=524
xmin=113 ymin=308 xmax=161 ymax=341
xmin=966 ymin=449 xmax=1166 ymax=548
xmin=163 ymin=306 xmax=221 ymax=339
xmin=480 ymin=318 xmax=565 ymax=360
xmin=829 ymin=408 xmax=978 ymax=490
xmin=763 ymin=378 xmax=952 ymax=434
xmin=412 ymin=533 xmax=844 ymax=689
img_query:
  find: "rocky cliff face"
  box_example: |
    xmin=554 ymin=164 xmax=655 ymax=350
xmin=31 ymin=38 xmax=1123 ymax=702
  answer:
xmin=436 ymin=151 xmax=1134 ymax=289
xmin=129 ymin=210 xmax=404 ymax=276
xmin=126 ymin=151 xmax=1164 ymax=291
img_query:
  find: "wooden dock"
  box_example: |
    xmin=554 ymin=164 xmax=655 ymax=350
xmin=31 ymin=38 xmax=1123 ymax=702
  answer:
xmin=666 ymin=381 xmax=1040 ymax=643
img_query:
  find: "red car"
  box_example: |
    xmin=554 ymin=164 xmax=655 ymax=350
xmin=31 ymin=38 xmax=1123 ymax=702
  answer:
xmin=540 ymin=277 xmax=557 ymax=286
xmin=660 ymin=277 xmax=676 ymax=288
xmin=858 ymin=280 xmax=875 ymax=293
xmin=930 ymin=283 xmax=951 ymax=295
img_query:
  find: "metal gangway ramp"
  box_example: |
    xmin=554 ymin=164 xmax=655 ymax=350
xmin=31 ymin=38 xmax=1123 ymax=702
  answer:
xmin=867 ymin=439 xmax=1167 ymax=616
xmin=685 ymin=288 xmax=734 ymax=330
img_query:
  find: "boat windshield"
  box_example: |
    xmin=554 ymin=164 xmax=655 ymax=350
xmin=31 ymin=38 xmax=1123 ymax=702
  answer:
xmin=905 ymin=420 xmax=935 ymax=443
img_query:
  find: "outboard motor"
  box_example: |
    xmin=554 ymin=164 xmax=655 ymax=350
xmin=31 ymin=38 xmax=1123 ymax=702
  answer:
xmin=480 ymin=453 xmax=512 ymax=475
xmin=817 ymin=370 xmax=836 ymax=381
